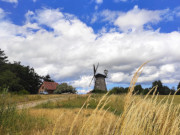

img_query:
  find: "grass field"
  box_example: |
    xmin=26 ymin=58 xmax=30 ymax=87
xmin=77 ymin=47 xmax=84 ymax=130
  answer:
xmin=35 ymin=94 xmax=125 ymax=115
xmin=0 ymin=93 xmax=72 ymax=104
xmin=30 ymin=93 xmax=180 ymax=135
xmin=0 ymin=93 xmax=180 ymax=134
xmin=1 ymin=63 xmax=180 ymax=134
xmin=35 ymin=94 xmax=180 ymax=115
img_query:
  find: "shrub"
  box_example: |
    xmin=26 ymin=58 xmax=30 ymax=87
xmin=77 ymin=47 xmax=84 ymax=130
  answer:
xmin=91 ymin=89 xmax=107 ymax=94
xmin=17 ymin=89 xmax=30 ymax=95
xmin=54 ymin=83 xmax=76 ymax=94
xmin=109 ymin=87 xmax=127 ymax=94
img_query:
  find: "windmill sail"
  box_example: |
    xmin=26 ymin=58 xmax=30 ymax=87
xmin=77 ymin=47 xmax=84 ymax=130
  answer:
xmin=93 ymin=64 xmax=96 ymax=75
xmin=89 ymin=63 xmax=99 ymax=86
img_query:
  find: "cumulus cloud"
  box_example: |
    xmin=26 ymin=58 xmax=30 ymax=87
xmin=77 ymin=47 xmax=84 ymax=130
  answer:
xmin=114 ymin=5 xmax=164 ymax=31
xmin=1 ymin=0 xmax=18 ymax=3
xmin=72 ymin=76 xmax=93 ymax=88
xmin=92 ymin=6 xmax=172 ymax=32
xmin=110 ymin=72 xmax=131 ymax=83
xmin=0 ymin=8 xmax=180 ymax=93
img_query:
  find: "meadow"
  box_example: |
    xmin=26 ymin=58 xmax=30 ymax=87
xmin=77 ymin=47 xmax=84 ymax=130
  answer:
xmin=0 ymin=92 xmax=180 ymax=134
xmin=0 ymin=92 xmax=68 ymax=104
xmin=0 ymin=63 xmax=180 ymax=135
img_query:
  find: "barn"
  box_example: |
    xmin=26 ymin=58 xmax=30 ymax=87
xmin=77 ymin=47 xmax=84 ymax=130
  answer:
xmin=38 ymin=81 xmax=58 ymax=94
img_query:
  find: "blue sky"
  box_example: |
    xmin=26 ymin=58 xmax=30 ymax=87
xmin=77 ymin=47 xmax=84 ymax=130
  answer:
xmin=1 ymin=0 xmax=180 ymax=32
xmin=0 ymin=0 xmax=180 ymax=93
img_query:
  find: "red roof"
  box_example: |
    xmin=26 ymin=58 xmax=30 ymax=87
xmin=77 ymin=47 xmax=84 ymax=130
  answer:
xmin=42 ymin=81 xmax=58 ymax=90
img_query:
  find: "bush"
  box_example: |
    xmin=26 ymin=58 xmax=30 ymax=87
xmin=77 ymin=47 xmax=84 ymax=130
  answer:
xmin=17 ymin=89 xmax=30 ymax=95
xmin=109 ymin=87 xmax=128 ymax=95
xmin=54 ymin=83 xmax=76 ymax=94
xmin=91 ymin=89 xmax=107 ymax=94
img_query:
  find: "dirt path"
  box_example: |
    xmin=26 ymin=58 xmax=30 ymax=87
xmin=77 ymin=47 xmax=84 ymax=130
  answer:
xmin=17 ymin=97 xmax=66 ymax=109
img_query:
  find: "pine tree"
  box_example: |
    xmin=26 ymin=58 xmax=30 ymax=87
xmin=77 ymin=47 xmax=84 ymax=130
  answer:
xmin=43 ymin=74 xmax=54 ymax=82
xmin=0 ymin=49 xmax=8 ymax=64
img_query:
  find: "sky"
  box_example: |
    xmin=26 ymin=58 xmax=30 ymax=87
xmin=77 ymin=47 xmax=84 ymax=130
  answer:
xmin=0 ymin=0 xmax=180 ymax=94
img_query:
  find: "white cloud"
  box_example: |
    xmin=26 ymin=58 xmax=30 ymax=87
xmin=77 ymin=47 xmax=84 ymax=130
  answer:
xmin=1 ymin=0 xmax=18 ymax=3
xmin=100 ymin=10 xmax=120 ymax=22
xmin=174 ymin=7 xmax=180 ymax=17
xmin=91 ymin=6 xmax=169 ymax=32
xmin=77 ymin=89 xmax=91 ymax=94
xmin=91 ymin=14 xmax=98 ymax=23
xmin=138 ymin=72 xmax=160 ymax=83
xmin=95 ymin=0 xmax=103 ymax=4
xmin=110 ymin=72 xmax=131 ymax=83
xmin=91 ymin=10 xmax=120 ymax=23
xmin=162 ymin=79 xmax=178 ymax=84
xmin=0 ymin=8 xmax=5 ymax=19
xmin=72 ymin=76 xmax=93 ymax=88
xmin=1 ymin=8 xmax=180 ymax=93
xmin=114 ymin=5 xmax=163 ymax=31
xmin=160 ymin=64 xmax=175 ymax=73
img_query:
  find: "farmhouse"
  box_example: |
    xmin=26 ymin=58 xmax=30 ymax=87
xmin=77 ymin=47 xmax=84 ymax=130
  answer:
xmin=38 ymin=81 xmax=58 ymax=94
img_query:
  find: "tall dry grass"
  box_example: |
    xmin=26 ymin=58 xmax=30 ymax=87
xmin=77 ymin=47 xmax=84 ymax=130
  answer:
xmin=1 ymin=94 xmax=70 ymax=104
xmin=0 ymin=89 xmax=48 ymax=134
xmin=30 ymin=62 xmax=180 ymax=135
xmin=66 ymin=62 xmax=180 ymax=135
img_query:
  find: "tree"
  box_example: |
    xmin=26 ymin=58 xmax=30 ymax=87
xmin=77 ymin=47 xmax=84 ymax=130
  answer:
xmin=0 ymin=70 xmax=24 ymax=92
xmin=177 ymin=82 xmax=180 ymax=95
xmin=109 ymin=87 xmax=128 ymax=95
xmin=43 ymin=74 xmax=54 ymax=82
xmin=0 ymin=49 xmax=43 ymax=94
xmin=124 ymin=87 xmax=129 ymax=93
xmin=109 ymin=87 xmax=126 ymax=94
xmin=163 ymin=86 xmax=171 ymax=95
xmin=170 ymin=87 xmax=175 ymax=95
xmin=0 ymin=49 xmax=8 ymax=64
xmin=152 ymin=80 xmax=164 ymax=95
xmin=142 ymin=88 xmax=150 ymax=95
xmin=0 ymin=49 xmax=9 ymax=73
xmin=54 ymin=83 xmax=76 ymax=94
xmin=9 ymin=62 xmax=42 ymax=94
xmin=134 ymin=84 xmax=143 ymax=94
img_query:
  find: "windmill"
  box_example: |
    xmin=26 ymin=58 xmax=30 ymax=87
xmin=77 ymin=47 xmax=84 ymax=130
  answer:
xmin=89 ymin=63 xmax=108 ymax=91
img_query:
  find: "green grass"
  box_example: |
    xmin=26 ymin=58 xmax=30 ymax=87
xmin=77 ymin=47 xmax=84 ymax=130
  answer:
xmin=0 ymin=93 xmax=42 ymax=103
xmin=0 ymin=92 xmax=67 ymax=104
xmin=35 ymin=94 xmax=125 ymax=115
xmin=144 ymin=95 xmax=180 ymax=106
xmin=35 ymin=94 xmax=180 ymax=116
xmin=0 ymin=91 xmax=49 ymax=134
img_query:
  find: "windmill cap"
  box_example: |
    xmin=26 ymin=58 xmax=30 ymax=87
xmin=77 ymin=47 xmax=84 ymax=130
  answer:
xmin=95 ymin=73 xmax=107 ymax=78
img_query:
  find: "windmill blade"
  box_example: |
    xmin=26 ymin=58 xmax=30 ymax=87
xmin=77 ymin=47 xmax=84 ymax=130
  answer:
xmin=93 ymin=64 xmax=96 ymax=76
xmin=89 ymin=76 xmax=95 ymax=87
xmin=94 ymin=63 xmax=99 ymax=75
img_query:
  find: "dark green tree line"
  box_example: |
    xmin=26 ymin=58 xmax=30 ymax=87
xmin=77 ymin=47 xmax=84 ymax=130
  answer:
xmin=0 ymin=49 xmax=43 ymax=94
xmin=109 ymin=80 xmax=180 ymax=95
